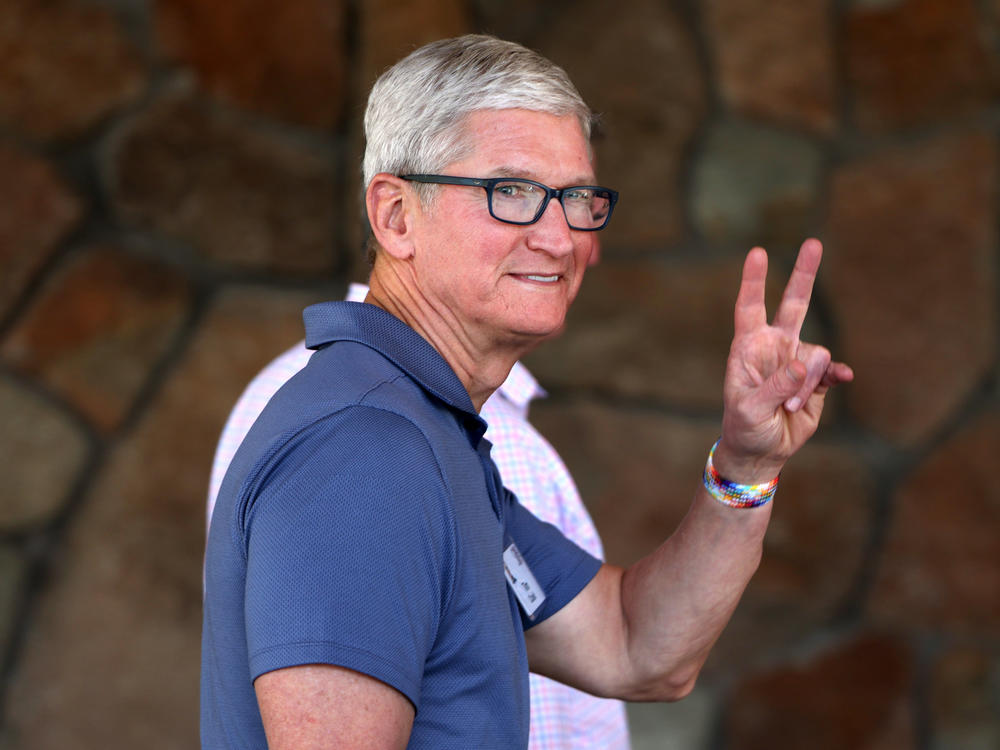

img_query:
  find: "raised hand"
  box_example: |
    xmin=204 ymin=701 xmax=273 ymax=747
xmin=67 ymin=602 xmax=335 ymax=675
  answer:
xmin=716 ymin=239 xmax=853 ymax=483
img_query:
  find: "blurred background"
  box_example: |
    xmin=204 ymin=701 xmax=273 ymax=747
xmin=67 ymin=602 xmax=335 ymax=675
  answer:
xmin=0 ymin=0 xmax=998 ymax=747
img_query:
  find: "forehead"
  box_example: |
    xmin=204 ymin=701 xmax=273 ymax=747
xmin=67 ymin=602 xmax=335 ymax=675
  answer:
xmin=451 ymin=109 xmax=595 ymax=183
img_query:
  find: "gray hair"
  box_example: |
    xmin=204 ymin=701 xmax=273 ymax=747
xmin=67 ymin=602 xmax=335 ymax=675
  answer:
xmin=362 ymin=35 xmax=594 ymax=192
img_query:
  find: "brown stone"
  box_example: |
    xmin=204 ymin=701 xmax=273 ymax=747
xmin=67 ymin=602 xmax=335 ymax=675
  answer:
xmin=703 ymin=0 xmax=837 ymax=133
xmin=530 ymin=400 xmax=719 ymax=568
xmin=824 ymin=131 xmax=996 ymax=446
xmin=107 ymin=87 xmax=338 ymax=275
xmin=359 ymin=0 xmax=471 ymax=86
xmin=0 ymin=375 xmax=89 ymax=530
xmin=929 ymin=643 xmax=1000 ymax=749
xmin=537 ymin=0 xmax=707 ymax=249
xmin=710 ymin=441 xmax=876 ymax=671
xmin=0 ymin=543 xmax=28 ymax=659
xmin=869 ymin=410 xmax=1000 ymax=631
xmin=727 ymin=633 xmax=915 ymax=750
xmin=0 ymin=143 xmax=83 ymax=322
xmin=525 ymin=256 xmax=779 ymax=407
xmin=1 ymin=246 xmax=193 ymax=433
xmin=0 ymin=0 xmax=145 ymax=140
xmin=2 ymin=286 xmax=323 ymax=749
xmin=155 ymin=0 xmax=349 ymax=130
xmin=845 ymin=0 xmax=997 ymax=132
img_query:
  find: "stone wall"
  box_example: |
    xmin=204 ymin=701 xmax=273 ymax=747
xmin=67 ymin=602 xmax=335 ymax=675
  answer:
xmin=1 ymin=0 xmax=997 ymax=747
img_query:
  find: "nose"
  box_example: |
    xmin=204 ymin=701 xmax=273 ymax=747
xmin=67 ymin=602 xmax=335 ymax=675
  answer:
xmin=525 ymin=195 xmax=576 ymax=256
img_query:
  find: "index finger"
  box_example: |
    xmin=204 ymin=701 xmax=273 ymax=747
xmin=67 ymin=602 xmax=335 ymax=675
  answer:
xmin=772 ymin=238 xmax=822 ymax=339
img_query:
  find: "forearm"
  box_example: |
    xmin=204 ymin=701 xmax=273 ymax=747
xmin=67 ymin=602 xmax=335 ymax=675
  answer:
xmin=618 ymin=484 xmax=772 ymax=700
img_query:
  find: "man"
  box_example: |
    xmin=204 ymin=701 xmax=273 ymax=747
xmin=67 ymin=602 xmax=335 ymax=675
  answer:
xmin=201 ymin=35 xmax=853 ymax=749
xmin=206 ymin=286 xmax=631 ymax=750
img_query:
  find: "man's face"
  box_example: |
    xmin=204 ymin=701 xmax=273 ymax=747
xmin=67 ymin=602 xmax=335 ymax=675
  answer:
xmin=408 ymin=109 xmax=599 ymax=353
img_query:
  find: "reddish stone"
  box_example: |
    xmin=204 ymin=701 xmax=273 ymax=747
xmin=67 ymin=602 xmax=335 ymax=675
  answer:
xmin=525 ymin=257 xmax=779 ymax=407
xmin=537 ymin=0 xmax=707 ymax=249
xmin=0 ymin=0 xmax=145 ymax=140
xmin=727 ymin=633 xmax=915 ymax=750
xmin=703 ymin=0 xmax=837 ymax=133
xmin=824 ymin=131 xmax=996 ymax=446
xmin=107 ymin=88 xmax=338 ymax=275
xmin=359 ymin=0 xmax=471 ymax=85
xmin=530 ymin=401 xmax=720 ymax=568
xmin=0 ymin=144 xmax=83 ymax=321
xmin=2 ymin=286 xmax=322 ymax=749
xmin=929 ymin=643 xmax=1000 ymax=748
xmin=870 ymin=410 xmax=1000 ymax=631
xmin=0 ymin=376 xmax=89 ymax=529
xmin=845 ymin=0 xmax=997 ymax=132
xmin=155 ymin=0 xmax=349 ymax=130
xmin=1 ymin=246 xmax=193 ymax=433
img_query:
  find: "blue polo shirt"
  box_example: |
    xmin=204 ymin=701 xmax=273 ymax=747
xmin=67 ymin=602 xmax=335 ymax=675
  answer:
xmin=201 ymin=301 xmax=602 ymax=749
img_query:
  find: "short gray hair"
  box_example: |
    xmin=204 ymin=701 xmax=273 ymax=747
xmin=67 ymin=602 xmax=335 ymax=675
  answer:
xmin=362 ymin=35 xmax=594 ymax=191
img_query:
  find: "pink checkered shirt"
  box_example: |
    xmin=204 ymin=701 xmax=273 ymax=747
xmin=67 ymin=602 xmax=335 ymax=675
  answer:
xmin=207 ymin=285 xmax=630 ymax=749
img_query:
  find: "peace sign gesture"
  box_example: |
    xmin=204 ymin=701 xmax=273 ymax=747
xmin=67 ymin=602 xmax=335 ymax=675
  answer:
xmin=713 ymin=239 xmax=854 ymax=484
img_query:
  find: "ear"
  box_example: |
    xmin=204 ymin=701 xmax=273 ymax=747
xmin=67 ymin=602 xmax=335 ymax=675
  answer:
xmin=366 ymin=174 xmax=418 ymax=260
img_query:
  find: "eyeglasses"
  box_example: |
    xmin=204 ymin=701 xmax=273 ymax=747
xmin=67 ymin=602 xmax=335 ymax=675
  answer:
xmin=400 ymin=174 xmax=618 ymax=231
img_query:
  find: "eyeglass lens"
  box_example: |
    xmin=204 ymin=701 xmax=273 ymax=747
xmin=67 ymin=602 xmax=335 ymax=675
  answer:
xmin=490 ymin=180 xmax=611 ymax=229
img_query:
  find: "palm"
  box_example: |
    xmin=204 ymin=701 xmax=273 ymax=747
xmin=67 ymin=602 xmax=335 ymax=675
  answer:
xmin=720 ymin=240 xmax=852 ymax=468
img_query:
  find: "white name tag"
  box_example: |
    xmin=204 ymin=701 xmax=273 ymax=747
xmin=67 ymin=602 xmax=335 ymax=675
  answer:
xmin=503 ymin=543 xmax=546 ymax=619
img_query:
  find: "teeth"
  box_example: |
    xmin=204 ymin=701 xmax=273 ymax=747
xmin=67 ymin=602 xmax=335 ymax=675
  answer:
xmin=525 ymin=275 xmax=559 ymax=282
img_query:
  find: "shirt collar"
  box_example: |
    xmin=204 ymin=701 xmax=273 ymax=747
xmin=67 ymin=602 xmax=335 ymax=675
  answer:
xmin=498 ymin=361 xmax=546 ymax=414
xmin=303 ymin=301 xmax=479 ymax=422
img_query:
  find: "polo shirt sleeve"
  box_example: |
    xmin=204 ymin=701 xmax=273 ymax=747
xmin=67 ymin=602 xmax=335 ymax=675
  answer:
xmin=503 ymin=488 xmax=604 ymax=630
xmin=239 ymin=406 xmax=456 ymax=709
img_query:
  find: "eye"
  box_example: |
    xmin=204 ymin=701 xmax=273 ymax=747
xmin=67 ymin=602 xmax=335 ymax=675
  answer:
xmin=563 ymin=188 xmax=595 ymax=204
xmin=494 ymin=181 xmax=537 ymax=199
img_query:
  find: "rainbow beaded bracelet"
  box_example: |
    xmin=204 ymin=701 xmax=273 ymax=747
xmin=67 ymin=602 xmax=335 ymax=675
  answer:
xmin=703 ymin=439 xmax=779 ymax=509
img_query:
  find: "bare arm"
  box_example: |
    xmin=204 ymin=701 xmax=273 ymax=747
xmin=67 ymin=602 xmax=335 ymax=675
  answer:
xmin=255 ymin=664 xmax=415 ymax=749
xmin=526 ymin=239 xmax=853 ymax=701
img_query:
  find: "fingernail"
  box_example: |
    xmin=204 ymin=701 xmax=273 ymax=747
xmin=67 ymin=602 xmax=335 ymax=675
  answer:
xmin=785 ymin=397 xmax=802 ymax=412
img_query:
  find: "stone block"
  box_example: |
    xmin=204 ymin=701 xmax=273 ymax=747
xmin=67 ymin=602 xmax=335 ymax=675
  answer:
xmin=359 ymin=0 xmax=470 ymax=87
xmin=726 ymin=633 xmax=915 ymax=750
xmin=1 ymin=286 xmax=323 ymax=749
xmin=0 ymin=376 xmax=89 ymax=530
xmin=0 ymin=543 xmax=29 ymax=658
xmin=825 ymin=131 xmax=997 ymax=446
xmin=869 ymin=409 xmax=1000 ymax=632
xmin=1 ymin=246 xmax=193 ymax=433
xmin=703 ymin=0 xmax=837 ymax=133
xmin=692 ymin=120 xmax=824 ymax=251
xmin=0 ymin=143 xmax=83 ymax=322
xmin=0 ymin=0 xmax=145 ymax=140
xmin=525 ymin=256 xmax=776 ymax=407
xmin=929 ymin=643 xmax=1000 ymax=750
xmin=710 ymin=441 xmax=877 ymax=671
xmin=155 ymin=0 xmax=349 ymax=130
xmin=106 ymin=87 xmax=338 ymax=275
xmin=537 ymin=0 xmax=707 ymax=249
xmin=845 ymin=0 xmax=997 ymax=132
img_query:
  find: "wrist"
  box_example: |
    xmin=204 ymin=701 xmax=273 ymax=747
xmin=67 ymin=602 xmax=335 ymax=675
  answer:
xmin=710 ymin=438 xmax=785 ymax=486
xmin=703 ymin=439 xmax=781 ymax=509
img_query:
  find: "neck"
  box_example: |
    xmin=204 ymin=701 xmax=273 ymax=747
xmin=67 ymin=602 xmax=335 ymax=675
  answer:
xmin=366 ymin=260 xmax=528 ymax=412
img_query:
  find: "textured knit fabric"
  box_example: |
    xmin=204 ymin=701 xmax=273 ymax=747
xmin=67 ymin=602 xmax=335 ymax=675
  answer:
xmin=206 ymin=284 xmax=631 ymax=750
xmin=201 ymin=300 xmax=603 ymax=749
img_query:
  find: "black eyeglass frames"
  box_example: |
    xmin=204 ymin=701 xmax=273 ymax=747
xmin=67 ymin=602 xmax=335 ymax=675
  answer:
xmin=399 ymin=174 xmax=618 ymax=231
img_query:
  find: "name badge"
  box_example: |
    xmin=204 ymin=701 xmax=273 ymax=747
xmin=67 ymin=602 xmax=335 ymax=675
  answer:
xmin=503 ymin=542 xmax=546 ymax=619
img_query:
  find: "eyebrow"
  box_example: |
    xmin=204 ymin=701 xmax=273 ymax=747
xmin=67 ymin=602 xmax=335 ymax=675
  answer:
xmin=489 ymin=165 xmax=599 ymax=186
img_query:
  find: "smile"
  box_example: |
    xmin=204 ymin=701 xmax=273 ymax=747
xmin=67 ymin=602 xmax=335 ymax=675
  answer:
xmin=520 ymin=274 xmax=560 ymax=283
